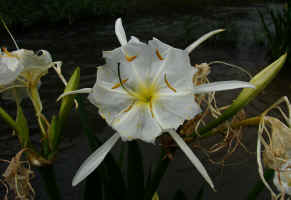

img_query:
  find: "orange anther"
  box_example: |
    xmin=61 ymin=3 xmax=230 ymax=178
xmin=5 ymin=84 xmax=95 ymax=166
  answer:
xmin=164 ymin=74 xmax=176 ymax=93
xmin=149 ymin=101 xmax=155 ymax=118
xmin=124 ymin=101 xmax=135 ymax=112
xmin=125 ymin=55 xmax=137 ymax=62
xmin=112 ymin=79 xmax=128 ymax=89
xmin=1 ymin=47 xmax=18 ymax=58
xmin=156 ymin=49 xmax=163 ymax=60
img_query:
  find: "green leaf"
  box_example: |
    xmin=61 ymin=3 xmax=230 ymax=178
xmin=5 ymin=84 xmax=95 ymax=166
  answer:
xmin=197 ymin=53 xmax=287 ymax=137
xmin=0 ymin=106 xmax=17 ymax=129
xmin=127 ymin=141 xmax=144 ymax=200
xmin=58 ymin=67 xmax=80 ymax=128
xmin=16 ymin=105 xmax=30 ymax=147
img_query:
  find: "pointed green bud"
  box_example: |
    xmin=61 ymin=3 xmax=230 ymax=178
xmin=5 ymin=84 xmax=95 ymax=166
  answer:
xmin=198 ymin=53 xmax=287 ymax=136
xmin=58 ymin=67 xmax=80 ymax=128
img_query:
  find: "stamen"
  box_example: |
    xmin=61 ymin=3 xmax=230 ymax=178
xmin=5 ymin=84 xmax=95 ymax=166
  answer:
xmin=164 ymin=74 xmax=176 ymax=93
xmin=149 ymin=101 xmax=155 ymax=118
xmin=125 ymin=54 xmax=137 ymax=62
xmin=124 ymin=101 xmax=135 ymax=112
xmin=1 ymin=47 xmax=18 ymax=58
xmin=112 ymin=79 xmax=128 ymax=89
xmin=156 ymin=49 xmax=164 ymax=60
xmin=117 ymin=63 xmax=139 ymax=98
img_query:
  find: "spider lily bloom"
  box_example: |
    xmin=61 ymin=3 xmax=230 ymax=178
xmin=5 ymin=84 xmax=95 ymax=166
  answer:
xmin=0 ymin=48 xmax=61 ymax=104
xmin=64 ymin=18 xmax=255 ymax=188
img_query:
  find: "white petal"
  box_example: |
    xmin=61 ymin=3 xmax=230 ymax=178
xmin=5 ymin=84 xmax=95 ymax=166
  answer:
xmin=168 ymin=129 xmax=215 ymax=190
xmin=113 ymin=104 xmax=162 ymax=143
xmin=57 ymin=88 xmax=92 ymax=101
xmin=120 ymin=42 xmax=152 ymax=86
xmin=192 ymin=81 xmax=255 ymax=94
xmin=115 ymin=18 xmax=127 ymax=46
xmin=151 ymin=47 xmax=196 ymax=92
xmin=185 ymin=29 xmax=225 ymax=54
xmin=88 ymin=82 xmax=133 ymax=124
xmin=129 ymin=36 xmax=140 ymax=43
xmin=13 ymin=49 xmax=52 ymax=71
xmin=153 ymin=94 xmax=201 ymax=129
xmin=72 ymin=133 xmax=120 ymax=186
xmin=0 ymin=56 xmax=23 ymax=85
xmin=150 ymin=38 xmax=172 ymax=55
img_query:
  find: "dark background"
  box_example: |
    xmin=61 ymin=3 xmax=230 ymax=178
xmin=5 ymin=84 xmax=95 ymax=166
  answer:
xmin=0 ymin=0 xmax=289 ymax=199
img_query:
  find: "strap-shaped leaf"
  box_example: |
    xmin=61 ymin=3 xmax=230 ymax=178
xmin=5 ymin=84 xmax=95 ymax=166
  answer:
xmin=58 ymin=67 xmax=80 ymax=127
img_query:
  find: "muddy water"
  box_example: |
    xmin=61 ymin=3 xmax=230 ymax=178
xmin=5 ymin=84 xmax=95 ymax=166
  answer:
xmin=0 ymin=2 xmax=289 ymax=200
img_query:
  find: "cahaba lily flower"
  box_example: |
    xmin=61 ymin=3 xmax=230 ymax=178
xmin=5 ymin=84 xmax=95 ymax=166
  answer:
xmin=0 ymin=24 xmax=61 ymax=103
xmin=60 ymin=18 xmax=254 ymax=189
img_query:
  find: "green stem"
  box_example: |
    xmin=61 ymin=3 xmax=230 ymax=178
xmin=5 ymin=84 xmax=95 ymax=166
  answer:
xmin=199 ymin=116 xmax=261 ymax=138
xmin=38 ymin=165 xmax=62 ymax=200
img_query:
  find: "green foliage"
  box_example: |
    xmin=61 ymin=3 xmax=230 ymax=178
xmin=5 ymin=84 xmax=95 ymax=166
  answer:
xmin=58 ymin=67 xmax=80 ymax=128
xmin=258 ymin=2 xmax=290 ymax=70
xmin=196 ymin=53 xmax=287 ymax=137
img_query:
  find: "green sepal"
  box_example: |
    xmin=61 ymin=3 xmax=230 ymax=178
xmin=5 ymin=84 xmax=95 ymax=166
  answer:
xmin=197 ymin=53 xmax=287 ymax=137
xmin=16 ymin=105 xmax=30 ymax=147
xmin=0 ymin=106 xmax=17 ymax=130
xmin=58 ymin=67 xmax=80 ymax=128
xmin=127 ymin=141 xmax=144 ymax=200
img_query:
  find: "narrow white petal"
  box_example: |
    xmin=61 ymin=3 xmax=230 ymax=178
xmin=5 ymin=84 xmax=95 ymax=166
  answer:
xmin=185 ymin=29 xmax=225 ymax=54
xmin=72 ymin=133 xmax=120 ymax=186
xmin=57 ymin=88 xmax=92 ymax=101
xmin=168 ymin=129 xmax=215 ymax=190
xmin=115 ymin=18 xmax=127 ymax=46
xmin=192 ymin=81 xmax=254 ymax=94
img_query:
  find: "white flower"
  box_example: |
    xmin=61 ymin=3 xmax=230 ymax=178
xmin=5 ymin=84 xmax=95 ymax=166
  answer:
xmin=67 ymin=18 xmax=254 ymax=188
xmin=0 ymin=48 xmax=60 ymax=99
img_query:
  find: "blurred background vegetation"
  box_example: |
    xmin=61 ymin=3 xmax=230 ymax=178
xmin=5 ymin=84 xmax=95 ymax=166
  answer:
xmin=0 ymin=0 xmax=283 ymax=28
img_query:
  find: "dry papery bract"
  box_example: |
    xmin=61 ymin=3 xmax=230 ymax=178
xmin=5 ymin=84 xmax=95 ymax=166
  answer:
xmin=1 ymin=148 xmax=35 ymax=200
xmin=257 ymin=96 xmax=291 ymax=199
xmin=177 ymin=63 xmax=249 ymax=166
